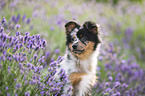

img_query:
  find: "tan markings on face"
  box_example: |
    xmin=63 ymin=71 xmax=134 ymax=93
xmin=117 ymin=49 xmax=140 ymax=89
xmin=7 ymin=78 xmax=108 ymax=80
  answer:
xmin=66 ymin=24 xmax=76 ymax=33
xmin=69 ymin=41 xmax=95 ymax=60
xmin=69 ymin=43 xmax=72 ymax=50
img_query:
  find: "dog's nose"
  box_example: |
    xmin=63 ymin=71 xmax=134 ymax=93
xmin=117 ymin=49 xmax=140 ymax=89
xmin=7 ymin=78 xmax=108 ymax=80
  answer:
xmin=72 ymin=44 xmax=78 ymax=49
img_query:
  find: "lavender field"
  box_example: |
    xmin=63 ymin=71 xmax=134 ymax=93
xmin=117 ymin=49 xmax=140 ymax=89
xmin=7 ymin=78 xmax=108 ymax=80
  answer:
xmin=0 ymin=0 xmax=145 ymax=96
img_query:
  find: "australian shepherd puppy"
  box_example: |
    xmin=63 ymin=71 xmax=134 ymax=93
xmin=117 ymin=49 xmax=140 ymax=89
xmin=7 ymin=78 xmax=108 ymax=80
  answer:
xmin=59 ymin=21 xmax=101 ymax=96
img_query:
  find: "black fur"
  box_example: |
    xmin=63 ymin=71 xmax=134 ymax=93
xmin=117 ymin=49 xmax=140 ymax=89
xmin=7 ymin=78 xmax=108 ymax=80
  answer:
xmin=65 ymin=21 xmax=101 ymax=50
xmin=77 ymin=27 xmax=101 ymax=49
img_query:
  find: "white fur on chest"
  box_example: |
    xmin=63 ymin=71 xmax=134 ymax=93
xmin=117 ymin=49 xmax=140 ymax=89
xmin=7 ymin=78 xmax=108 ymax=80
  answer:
xmin=60 ymin=44 xmax=100 ymax=96
xmin=61 ymin=44 xmax=100 ymax=75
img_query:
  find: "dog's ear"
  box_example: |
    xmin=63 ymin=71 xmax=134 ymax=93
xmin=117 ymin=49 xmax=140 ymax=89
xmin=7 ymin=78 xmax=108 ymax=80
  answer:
xmin=65 ymin=21 xmax=80 ymax=34
xmin=83 ymin=21 xmax=98 ymax=34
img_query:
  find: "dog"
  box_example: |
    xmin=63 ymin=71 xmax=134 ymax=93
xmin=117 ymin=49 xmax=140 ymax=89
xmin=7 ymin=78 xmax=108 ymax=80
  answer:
xmin=58 ymin=21 xmax=101 ymax=96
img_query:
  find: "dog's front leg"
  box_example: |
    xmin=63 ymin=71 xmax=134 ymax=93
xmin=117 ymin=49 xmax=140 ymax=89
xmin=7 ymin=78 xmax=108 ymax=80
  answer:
xmin=69 ymin=72 xmax=87 ymax=96
xmin=69 ymin=72 xmax=96 ymax=96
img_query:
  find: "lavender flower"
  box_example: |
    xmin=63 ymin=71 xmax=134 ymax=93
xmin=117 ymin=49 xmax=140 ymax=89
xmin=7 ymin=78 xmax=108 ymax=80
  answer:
xmin=5 ymin=86 xmax=8 ymax=91
xmin=25 ymin=92 xmax=30 ymax=96
xmin=15 ymin=14 xmax=20 ymax=24
xmin=50 ymin=27 xmax=55 ymax=31
xmin=7 ymin=93 xmax=10 ymax=96
xmin=93 ymin=41 xmax=145 ymax=96
xmin=108 ymin=76 xmax=113 ymax=81
xmin=22 ymin=14 xmax=26 ymax=21
xmin=15 ymin=83 xmax=22 ymax=89
xmin=26 ymin=18 xmax=31 ymax=24
xmin=0 ymin=27 xmax=4 ymax=33
xmin=54 ymin=49 xmax=60 ymax=54
xmin=15 ymin=24 xmax=21 ymax=30
xmin=2 ymin=17 xmax=6 ymax=24
xmin=114 ymin=81 xmax=121 ymax=88
xmin=15 ymin=31 xmax=20 ymax=36
xmin=0 ymin=18 xmax=71 ymax=96
xmin=12 ymin=15 xmax=16 ymax=22
xmin=125 ymin=27 xmax=133 ymax=41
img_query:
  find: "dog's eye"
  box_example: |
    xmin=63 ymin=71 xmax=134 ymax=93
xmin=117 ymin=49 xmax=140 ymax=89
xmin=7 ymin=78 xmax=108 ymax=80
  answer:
xmin=73 ymin=36 xmax=76 ymax=39
xmin=71 ymin=37 xmax=74 ymax=41
xmin=71 ymin=36 xmax=76 ymax=41
xmin=81 ymin=37 xmax=86 ymax=41
xmin=80 ymin=37 xmax=88 ymax=45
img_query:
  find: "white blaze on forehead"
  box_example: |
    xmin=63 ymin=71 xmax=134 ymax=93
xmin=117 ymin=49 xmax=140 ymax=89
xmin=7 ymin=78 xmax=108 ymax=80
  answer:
xmin=71 ymin=28 xmax=79 ymax=35
xmin=79 ymin=26 xmax=83 ymax=29
xmin=70 ymin=28 xmax=79 ymax=44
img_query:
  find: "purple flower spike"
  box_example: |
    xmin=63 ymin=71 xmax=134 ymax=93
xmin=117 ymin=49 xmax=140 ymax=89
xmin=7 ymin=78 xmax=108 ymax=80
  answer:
xmin=45 ymin=91 xmax=50 ymax=95
xmin=108 ymin=76 xmax=113 ymax=81
xmin=125 ymin=27 xmax=133 ymax=40
xmin=35 ymin=46 xmax=39 ymax=51
xmin=2 ymin=35 xmax=7 ymax=42
xmin=12 ymin=15 xmax=16 ymax=22
xmin=34 ymin=53 xmax=38 ymax=60
xmin=50 ymin=27 xmax=55 ymax=31
xmin=105 ymin=82 xmax=109 ymax=87
xmin=50 ymin=58 xmax=54 ymax=62
xmin=55 ymin=49 xmax=60 ymax=54
xmin=25 ymin=32 xmax=30 ymax=36
xmin=0 ymin=27 xmax=4 ymax=33
xmin=25 ymin=92 xmax=30 ymax=96
xmin=15 ymin=24 xmax=21 ymax=30
xmin=45 ymin=51 xmax=50 ymax=58
xmin=15 ymin=83 xmax=22 ymax=89
xmin=2 ymin=17 xmax=6 ymax=24
xmin=15 ymin=14 xmax=20 ymax=24
xmin=105 ymin=87 xmax=111 ymax=93
xmin=5 ymin=86 xmax=8 ymax=91
xmin=3 ymin=51 xmax=6 ymax=55
xmin=22 ymin=14 xmax=26 ymax=22
xmin=40 ymin=91 xmax=45 ymax=95
xmin=16 ymin=31 xmax=20 ymax=36
xmin=26 ymin=18 xmax=31 ymax=24
xmin=115 ymin=92 xmax=121 ymax=96
xmin=114 ymin=82 xmax=121 ymax=88
xmin=7 ymin=93 xmax=10 ymax=96
xmin=42 ymin=40 xmax=47 ymax=47
xmin=122 ymin=83 xmax=128 ymax=88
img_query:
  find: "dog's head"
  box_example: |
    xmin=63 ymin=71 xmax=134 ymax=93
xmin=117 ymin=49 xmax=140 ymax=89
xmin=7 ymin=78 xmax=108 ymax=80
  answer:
xmin=65 ymin=21 xmax=101 ymax=60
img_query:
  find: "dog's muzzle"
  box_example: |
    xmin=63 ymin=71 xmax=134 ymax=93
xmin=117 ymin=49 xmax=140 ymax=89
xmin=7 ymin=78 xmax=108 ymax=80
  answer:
xmin=72 ymin=43 xmax=85 ymax=54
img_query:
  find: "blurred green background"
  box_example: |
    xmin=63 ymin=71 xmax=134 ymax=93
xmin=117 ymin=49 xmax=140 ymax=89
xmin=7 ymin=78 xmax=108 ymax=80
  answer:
xmin=0 ymin=0 xmax=145 ymax=66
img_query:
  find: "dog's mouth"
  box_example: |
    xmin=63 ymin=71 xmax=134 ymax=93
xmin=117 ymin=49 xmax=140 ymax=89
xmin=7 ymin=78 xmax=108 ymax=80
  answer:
xmin=72 ymin=49 xmax=85 ymax=54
